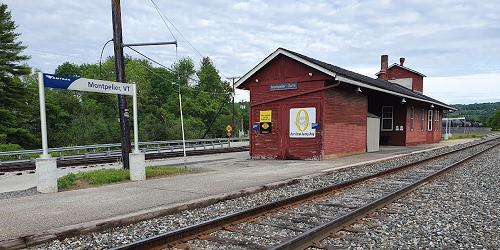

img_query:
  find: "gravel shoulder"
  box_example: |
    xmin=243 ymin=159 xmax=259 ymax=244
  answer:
xmin=29 ymin=137 xmax=499 ymax=249
xmin=321 ymin=143 xmax=500 ymax=249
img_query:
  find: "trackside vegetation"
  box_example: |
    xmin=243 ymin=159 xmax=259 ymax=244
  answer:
xmin=57 ymin=166 xmax=193 ymax=190
xmin=1 ymin=1 xmax=249 ymax=152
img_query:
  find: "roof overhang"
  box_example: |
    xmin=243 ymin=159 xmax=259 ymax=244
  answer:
xmin=235 ymin=48 xmax=336 ymax=88
xmin=235 ymin=48 xmax=455 ymax=111
xmin=335 ymin=75 xmax=456 ymax=110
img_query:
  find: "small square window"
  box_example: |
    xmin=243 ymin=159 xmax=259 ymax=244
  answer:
xmin=381 ymin=106 xmax=393 ymax=131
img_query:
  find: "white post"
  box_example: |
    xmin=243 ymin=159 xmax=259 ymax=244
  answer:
xmin=129 ymin=83 xmax=145 ymax=181
xmin=179 ymin=92 xmax=187 ymax=167
xmin=36 ymin=72 xmax=57 ymax=193
xmin=38 ymin=72 xmax=49 ymax=159
xmin=133 ymin=84 xmax=139 ymax=153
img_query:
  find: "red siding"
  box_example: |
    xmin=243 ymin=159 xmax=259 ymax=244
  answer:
xmin=322 ymin=86 xmax=367 ymax=158
xmin=248 ymin=55 xmax=328 ymax=159
xmin=241 ymin=53 xmax=443 ymax=160
xmin=405 ymin=102 xmax=443 ymax=145
xmin=387 ymin=66 xmax=424 ymax=93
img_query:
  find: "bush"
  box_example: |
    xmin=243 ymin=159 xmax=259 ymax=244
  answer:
xmin=0 ymin=143 xmax=23 ymax=152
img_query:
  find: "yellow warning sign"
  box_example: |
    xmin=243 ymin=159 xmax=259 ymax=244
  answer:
xmin=260 ymin=110 xmax=272 ymax=122
xmin=226 ymin=125 xmax=232 ymax=132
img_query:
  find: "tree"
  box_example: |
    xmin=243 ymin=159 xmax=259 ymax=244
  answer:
xmin=0 ymin=4 xmax=33 ymax=147
xmin=487 ymin=110 xmax=500 ymax=130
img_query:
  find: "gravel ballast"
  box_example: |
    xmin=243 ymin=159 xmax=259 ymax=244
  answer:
xmin=320 ymin=142 xmax=500 ymax=249
xmin=31 ymin=136 xmax=499 ymax=249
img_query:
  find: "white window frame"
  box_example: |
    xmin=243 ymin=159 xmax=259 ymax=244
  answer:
xmin=435 ymin=110 xmax=440 ymax=131
xmin=421 ymin=109 xmax=425 ymax=131
xmin=427 ymin=110 xmax=433 ymax=131
xmin=410 ymin=106 xmax=415 ymax=131
xmin=381 ymin=106 xmax=394 ymax=131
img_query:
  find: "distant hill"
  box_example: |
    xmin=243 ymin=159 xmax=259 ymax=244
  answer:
xmin=449 ymin=102 xmax=500 ymax=123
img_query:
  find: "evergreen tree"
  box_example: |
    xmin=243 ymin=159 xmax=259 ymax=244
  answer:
xmin=0 ymin=4 xmax=32 ymax=147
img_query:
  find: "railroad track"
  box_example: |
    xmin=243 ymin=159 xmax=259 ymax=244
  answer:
xmin=111 ymin=137 xmax=500 ymax=250
xmin=0 ymin=146 xmax=249 ymax=173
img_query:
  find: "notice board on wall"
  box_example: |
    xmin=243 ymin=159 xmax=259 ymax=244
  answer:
xmin=289 ymin=107 xmax=316 ymax=138
xmin=259 ymin=110 xmax=272 ymax=123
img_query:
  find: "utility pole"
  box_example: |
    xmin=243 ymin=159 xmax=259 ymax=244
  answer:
xmin=111 ymin=0 xmax=131 ymax=169
xmin=227 ymin=76 xmax=240 ymax=137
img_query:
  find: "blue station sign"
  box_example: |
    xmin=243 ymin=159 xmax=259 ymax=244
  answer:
xmin=42 ymin=73 xmax=134 ymax=96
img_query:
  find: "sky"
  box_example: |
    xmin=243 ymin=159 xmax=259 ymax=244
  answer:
xmin=4 ymin=0 xmax=500 ymax=104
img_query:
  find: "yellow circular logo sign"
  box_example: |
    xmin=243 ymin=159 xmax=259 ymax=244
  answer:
xmin=295 ymin=109 xmax=309 ymax=132
xmin=262 ymin=122 xmax=269 ymax=129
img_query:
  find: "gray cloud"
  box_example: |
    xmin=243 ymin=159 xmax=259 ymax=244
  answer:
xmin=4 ymin=0 xmax=500 ymax=103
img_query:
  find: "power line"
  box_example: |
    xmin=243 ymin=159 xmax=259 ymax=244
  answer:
xmin=146 ymin=0 xmax=230 ymax=79
xmin=98 ymin=39 xmax=113 ymax=79
xmin=124 ymin=46 xmax=231 ymax=95
xmin=148 ymin=0 xmax=203 ymax=58
xmin=148 ymin=0 xmax=176 ymax=41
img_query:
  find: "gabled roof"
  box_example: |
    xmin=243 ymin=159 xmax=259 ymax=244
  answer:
xmin=375 ymin=63 xmax=427 ymax=77
xmin=235 ymin=48 xmax=455 ymax=110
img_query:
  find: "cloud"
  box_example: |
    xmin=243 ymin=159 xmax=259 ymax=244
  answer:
xmin=3 ymin=0 xmax=500 ymax=104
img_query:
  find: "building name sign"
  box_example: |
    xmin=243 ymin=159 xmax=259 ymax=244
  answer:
xmin=269 ymin=82 xmax=297 ymax=91
xmin=43 ymin=73 xmax=134 ymax=96
xmin=289 ymin=107 xmax=316 ymax=138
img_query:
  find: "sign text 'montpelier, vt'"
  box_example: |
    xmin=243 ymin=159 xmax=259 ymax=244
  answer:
xmin=43 ymin=73 xmax=134 ymax=96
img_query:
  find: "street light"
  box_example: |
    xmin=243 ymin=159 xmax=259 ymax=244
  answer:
xmin=240 ymin=102 xmax=246 ymax=137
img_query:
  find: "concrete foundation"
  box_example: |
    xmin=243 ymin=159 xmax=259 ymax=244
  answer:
xmin=35 ymin=157 xmax=58 ymax=193
xmin=129 ymin=152 xmax=146 ymax=181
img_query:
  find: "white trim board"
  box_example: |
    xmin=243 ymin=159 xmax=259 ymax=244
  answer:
xmin=235 ymin=48 xmax=456 ymax=111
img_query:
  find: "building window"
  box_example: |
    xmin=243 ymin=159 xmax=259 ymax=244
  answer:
xmin=410 ymin=106 xmax=415 ymax=131
xmin=381 ymin=106 xmax=393 ymax=131
xmin=427 ymin=110 xmax=433 ymax=131
xmin=435 ymin=110 xmax=440 ymax=131
xmin=421 ymin=109 xmax=425 ymax=131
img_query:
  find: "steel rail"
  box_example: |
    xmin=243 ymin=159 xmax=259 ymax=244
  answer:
xmin=0 ymin=146 xmax=249 ymax=172
xmin=271 ymin=139 xmax=500 ymax=250
xmin=110 ymin=136 xmax=500 ymax=250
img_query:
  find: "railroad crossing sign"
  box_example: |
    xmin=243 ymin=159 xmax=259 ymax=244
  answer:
xmin=226 ymin=125 xmax=232 ymax=137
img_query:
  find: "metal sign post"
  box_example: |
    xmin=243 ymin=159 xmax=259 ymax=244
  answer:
xmin=36 ymin=73 xmax=146 ymax=193
xmin=178 ymin=91 xmax=187 ymax=168
xmin=132 ymin=84 xmax=139 ymax=153
xmin=38 ymin=73 xmax=50 ymax=159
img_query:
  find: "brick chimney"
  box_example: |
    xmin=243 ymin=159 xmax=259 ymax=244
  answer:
xmin=400 ymin=57 xmax=405 ymax=66
xmin=378 ymin=55 xmax=388 ymax=80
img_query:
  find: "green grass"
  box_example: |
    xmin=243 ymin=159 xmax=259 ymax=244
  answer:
xmin=447 ymin=131 xmax=495 ymax=140
xmin=146 ymin=166 xmax=192 ymax=178
xmin=58 ymin=166 xmax=192 ymax=190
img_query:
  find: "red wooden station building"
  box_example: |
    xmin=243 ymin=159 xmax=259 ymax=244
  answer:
xmin=236 ymin=48 xmax=455 ymax=160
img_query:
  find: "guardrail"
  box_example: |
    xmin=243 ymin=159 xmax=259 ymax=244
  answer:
xmin=0 ymin=137 xmax=249 ymax=163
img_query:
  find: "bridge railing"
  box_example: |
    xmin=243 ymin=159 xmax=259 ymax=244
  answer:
xmin=0 ymin=137 xmax=249 ymax=163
